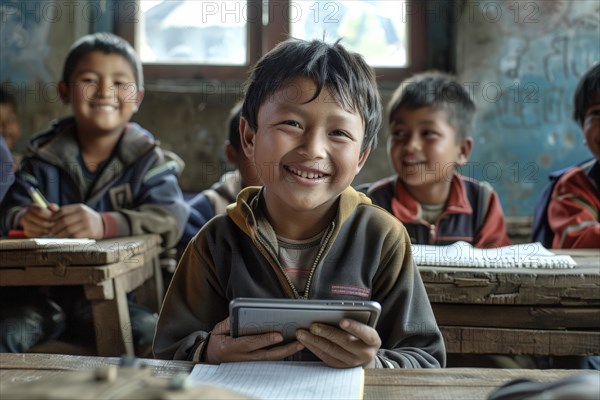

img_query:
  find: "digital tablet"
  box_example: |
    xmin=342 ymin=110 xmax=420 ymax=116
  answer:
xmin=230 ymin=298 xmax=381 ymax=343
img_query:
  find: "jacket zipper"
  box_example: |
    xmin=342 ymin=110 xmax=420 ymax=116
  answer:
xmin=256 ymin=222 xmax=335 ymax=300
xmin=302 ymin=223 xmax=335 ymax=299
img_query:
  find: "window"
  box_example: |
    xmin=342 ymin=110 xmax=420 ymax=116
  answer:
xmin=116 ymin=1 xmax=425 ymax=81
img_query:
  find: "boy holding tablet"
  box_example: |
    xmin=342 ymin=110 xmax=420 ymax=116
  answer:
xmin=154 ymin=38 xmax=445 ymax=368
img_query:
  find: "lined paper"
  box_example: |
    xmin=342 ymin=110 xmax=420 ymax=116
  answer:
xmin=412 ymin=241 xmax=577 ymax=269
xmin=189 ymin=361 xmax=364 ymax=400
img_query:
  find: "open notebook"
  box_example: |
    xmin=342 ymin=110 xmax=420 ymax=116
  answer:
xmin=411 ymin=241 xmax=576 ymax=269
xmin=188 ymin=361 xmax=364 ymax=400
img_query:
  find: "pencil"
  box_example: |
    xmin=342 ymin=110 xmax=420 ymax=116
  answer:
xmin=27 ymin=187 xmax=48 ymax=208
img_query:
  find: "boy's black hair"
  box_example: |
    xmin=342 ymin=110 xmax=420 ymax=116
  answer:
xmin=573 ymin=62 xmax=600 ymax=127
xmin=0 ymin=85 xmax=16 ymax=108
xmin=228 ymin=101 xmax=243 ymax=151
xmin=62 ymin=32 xmax=143 ymax=89
xmin=388 ymin=71 xmax=475 ymax=141
xmin=242 ymin=38 xmax=382 ymax=152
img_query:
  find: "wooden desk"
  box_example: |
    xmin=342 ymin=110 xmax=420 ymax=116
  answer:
xmin=0 ymin=235 xmax=163 ymax=356
xmin=420 ymin=252 xmax=600 ymax=356
xmin=0 ymin=353 xmax=591 ymax=400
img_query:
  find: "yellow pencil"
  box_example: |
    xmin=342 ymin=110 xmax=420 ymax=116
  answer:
xmin=27 ymin=187 xmax=48 ymax=208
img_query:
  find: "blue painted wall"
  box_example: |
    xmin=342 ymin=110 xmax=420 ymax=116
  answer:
xmin=458 ymin=1 xmax=599 ymax=216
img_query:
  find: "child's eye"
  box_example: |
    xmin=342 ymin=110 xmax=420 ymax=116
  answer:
xmin=330 ymin=129 xmax=351 ymax=139
xmin=282 ymin=120 xmax=302 ymax=129
xmin=79 ymin=77 xmax=97 ymax=84
xmin=391 ymin=129 xmax=406 ymax=139
xmin=422 ymin=130 xmax=438 ymax=138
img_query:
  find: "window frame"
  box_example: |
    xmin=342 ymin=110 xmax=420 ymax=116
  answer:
xmin=115 ymin=0 xmax=426 ymax=82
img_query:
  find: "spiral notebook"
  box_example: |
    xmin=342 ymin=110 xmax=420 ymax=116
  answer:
xmin=412 ymin=241 xmax=576 ymax=269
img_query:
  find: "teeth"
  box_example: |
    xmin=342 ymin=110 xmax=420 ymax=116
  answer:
xmin=288 ymin=166 xmax=324 ymax=179
xmin=94 ymin=105 xmax=116 ymax=111
xmin=403 ymin=159 xmax=423 ymax=165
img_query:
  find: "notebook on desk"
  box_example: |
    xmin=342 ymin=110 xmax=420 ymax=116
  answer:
xmin=188 ymin=361 xmax=365 ymax=400
xmin=0 ymin=238 xmax=96 ymax=251
xmin=412 ymin=241 xmax=577 ymax=269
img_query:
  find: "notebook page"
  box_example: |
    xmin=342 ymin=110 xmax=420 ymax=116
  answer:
xmin=0 ymin=238 xmax=96 ymax=251
xmin=412 ymin=241 xmax=576 ymax=268
xmin=189 ymin=361 xmax=364 ymax=400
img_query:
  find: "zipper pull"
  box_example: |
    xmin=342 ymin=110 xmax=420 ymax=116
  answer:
xmin=429 ymin=223 xmax=436 ymax=244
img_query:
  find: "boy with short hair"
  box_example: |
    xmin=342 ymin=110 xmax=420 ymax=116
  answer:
xmin=547 ymin=62 xmax=600 ymax=249
xmin=366 ymin=71 xmax=510 ymax=248
xmin=0 ymin=33 xmax=189 ymax=354
xmin=154 ymin=38 xmax=445 ymax=368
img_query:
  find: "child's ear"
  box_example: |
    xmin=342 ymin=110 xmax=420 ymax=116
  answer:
xmin=58 ymin=81 xmax=70 ymax=104
xmin=355 ymin=147 xmax=372 ymax=175
xmin=132 ymin=89 xmax=144 ymax=113
xmin=456 ymin=136 xmax=473 ymax=166
xmin=239 ymin=116 xmax=255 ymax=159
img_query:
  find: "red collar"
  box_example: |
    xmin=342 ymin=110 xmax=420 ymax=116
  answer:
xmin=390 ymin=174 xmax=473 ymax=223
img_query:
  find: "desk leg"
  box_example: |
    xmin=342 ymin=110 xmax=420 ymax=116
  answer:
xmin=133 ymin=255 xmax=164 ymax=313
xmin=85 ymin=279 xmax=135 ymax=357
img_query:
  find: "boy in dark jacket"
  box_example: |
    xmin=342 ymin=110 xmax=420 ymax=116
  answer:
xmin=0 ymin=33 xmax=189 ymax=354
xmin=154 ymin=38 xmax=445 ymax=368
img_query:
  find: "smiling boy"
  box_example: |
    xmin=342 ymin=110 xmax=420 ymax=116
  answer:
xmin=154 ymin=38 xmax=445 ymax=369
xmin=366 ymin=72 xmax=510 ymax=248
xmin=0 ymin=33 xmax=188 ymax=354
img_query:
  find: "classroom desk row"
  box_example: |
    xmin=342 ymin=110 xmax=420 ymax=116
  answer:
xmin=0 ymin=353 xmax=593 ymax=400
xmin=0 ymin=235 xmax=598 ymax=358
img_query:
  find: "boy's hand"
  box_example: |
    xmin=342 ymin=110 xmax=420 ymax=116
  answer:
xmin=295 ymin=319 xmax=381 ymax=368
xmin=49 ymin=204 xmax=104 ymax=239
xmin=204 ymin=317 xmax=304 ymax=364
xmin=20 ymin=203 xmax=59 ymax=238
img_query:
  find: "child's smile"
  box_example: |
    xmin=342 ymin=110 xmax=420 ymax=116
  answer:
xmin=284 ymin=164 xmax=331 ymax=184
xmin=60 ymin=51 xmax=142 ymax=139
xmin=388 ymin=106 xmax=470 ymax=204
xmin=241 ymin=77 xmax=369 ymax=238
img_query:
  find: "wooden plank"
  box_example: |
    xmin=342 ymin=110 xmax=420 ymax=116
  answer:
xmin=0 ymin=246 xmax=160 ymax=287
xmin=441 ymin=326 xmax=600 ymax=355
xmin=0 ymin=235 xmax=161 ymax=267
xmin=420 ymin=266 xmax=600 ymax=305
xmin=432 ymin=304 xmax=600 ymax=329
xmin=0 ymin=354 xmax=588 ymax=400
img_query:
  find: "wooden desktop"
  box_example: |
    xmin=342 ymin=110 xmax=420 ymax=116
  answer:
xmin=420 ymin=250 xmax=600 ymax=356
xmin=0 ymin=235 xmax=163 ymax=356
xmin=0 ymin=353 xmax=593 ymax=400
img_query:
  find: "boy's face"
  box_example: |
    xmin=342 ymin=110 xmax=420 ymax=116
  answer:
xmin=240 ymin=77 xmax=369 ymax=219
xmin=0 ymin=102 xmax=20 ymax=150
xmin=388 ymin=106 xmax=472 ymax=198
xmin=583 ymin=93 xmax=600 ymax=160
xmin=58 ymin=51 xmax=143 ymax=138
